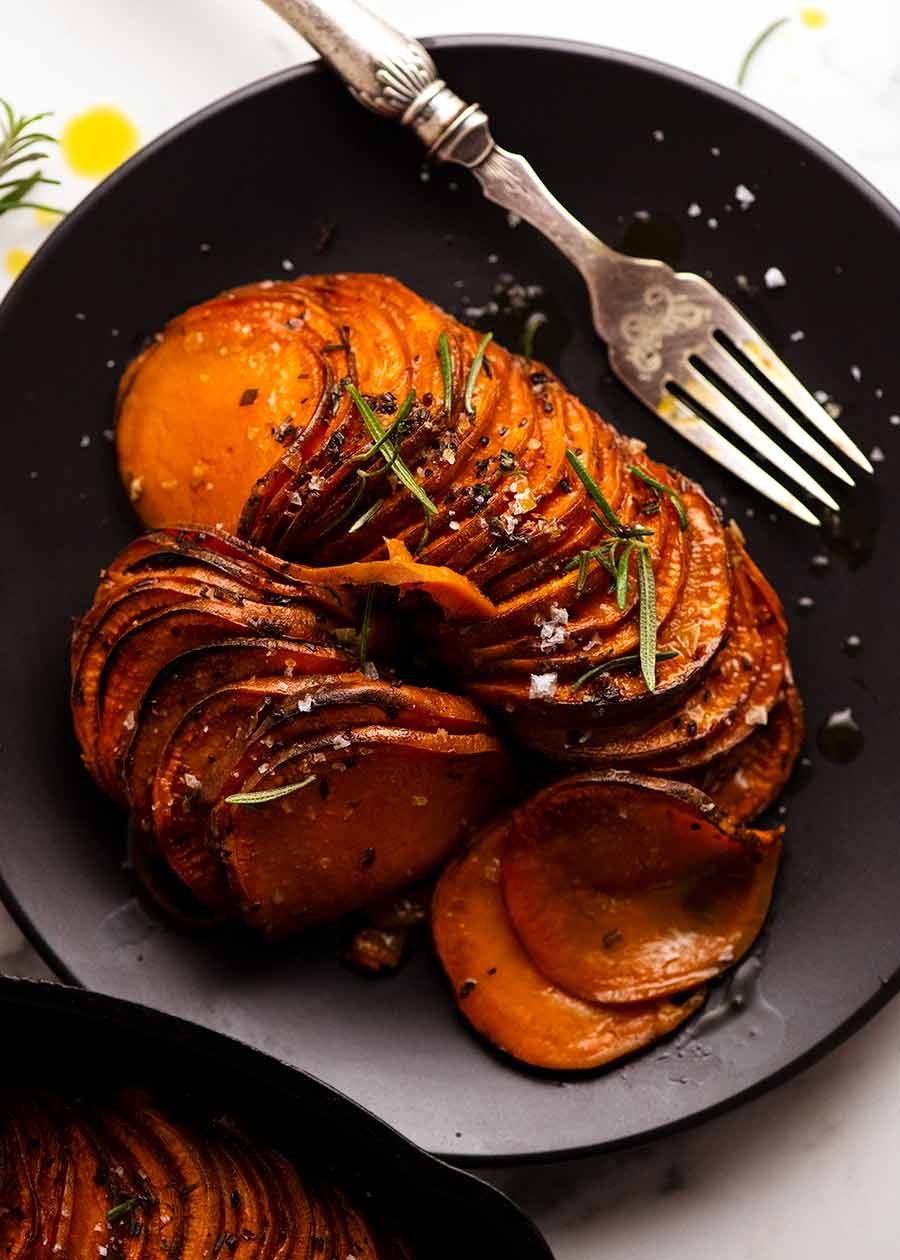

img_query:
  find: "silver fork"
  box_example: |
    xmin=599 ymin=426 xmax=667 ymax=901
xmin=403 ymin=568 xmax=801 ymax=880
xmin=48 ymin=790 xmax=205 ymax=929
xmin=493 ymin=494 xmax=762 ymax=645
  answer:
xmin=263 ymin=0 xmax=873 ymax=526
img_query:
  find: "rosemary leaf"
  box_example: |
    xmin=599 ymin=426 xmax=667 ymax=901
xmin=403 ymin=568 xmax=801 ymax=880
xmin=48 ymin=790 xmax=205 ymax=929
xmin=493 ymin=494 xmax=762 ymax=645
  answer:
xmin=352 ymin=389 xmax=415 ymax=464
xmin=437 ymin=331 xmax=453 ymax=415
xmin=627 ymin=463 xmax=688 ymax=530
xmin=0 ymin=101 xmax=61 ymax=218
xmin=615 ymin=540 xmax=636 ymax=610
xmin=359 ymin=584 xmax=375 ymax=665
xmin=636 ymin=544 xmax=659 ymax=690
xmin=571 ymin=650 xmax=679 ymax=692
xmin=520 ymin=311 xmax=547 ymax=358
xmin=225 ymin=775 xmax=317 ymax=807
xmin=345 ymin=381 xmax=437 ymax=520
xmin=737 ymin=16 xmax=789 ymax=86
xmin=566 ymin=450 xmax=623 ymax=533
xmin=348 ymin=497 xmax=383 ymax=534
xmin=464 ymin=332 xmax=494 ymax=415
xmin=107 ymin=1198 xmax=140 ymax=1223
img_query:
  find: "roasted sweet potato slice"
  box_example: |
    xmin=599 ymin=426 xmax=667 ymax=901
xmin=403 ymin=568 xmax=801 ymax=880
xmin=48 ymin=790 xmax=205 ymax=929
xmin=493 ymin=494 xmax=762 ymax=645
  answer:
xmin=432 ymin=818 xmax=704 ymax=1070
xmin=126 ymin=638 xmax=352 ymax=829
xmin=694 ymin=684 xmax=805 ymax=821
xmin=502 ymin=772 xmax=781 ymax=1004
xmin=0 ymin=1097 xmax=40 ymax=1258
xmin=212 ymin=726 xmax=513 ymax=938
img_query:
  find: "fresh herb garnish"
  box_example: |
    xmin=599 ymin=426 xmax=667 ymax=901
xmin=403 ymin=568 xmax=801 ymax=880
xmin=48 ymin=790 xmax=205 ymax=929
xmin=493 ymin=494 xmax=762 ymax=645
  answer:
xmin=520 ymin=311 xmax=547 ymax=359
xmin=225 ymin=775 xmax=317 ymax=806
xmin=636 ymin=545 xmax=659 ymax=688
xmin=0 ymin=100 xmax=61 ymax=218
xmin=565 ymin=450 xmax=625 ymax=533
xmin=352 ymin=389 xmax=415 ymax=465
xmin=107 ymin=1197 xmax=140 ymax=1224
xmin=737 ymin=16 xmax=788 ymax=86
xmin=627 ymin=464 xmax=689 ymax=530
xmin=563 ymin=449 xmax=663 ymax=689
xmin=359 ymin=584 xmax=375 ymax=666
xmin=437 ymin=332 xmax=453 ymax=415
xmin=572 ymin=650 xmax=679 ymax=693
xmin=344 ymin=381 xmax=437 ymax=525
xmin=464 ymin=332 xmax=493 ymax=415
xmin=347 ymin=497 xmax=383 ymax=534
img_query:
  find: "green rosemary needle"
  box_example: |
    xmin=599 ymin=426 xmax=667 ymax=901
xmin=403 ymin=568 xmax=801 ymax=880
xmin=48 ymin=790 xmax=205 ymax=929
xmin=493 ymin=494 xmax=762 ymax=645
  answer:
xmin=737 ymin=16 xmax=788 ymax=87
xmin=520 ymin=311 xmax=547 ymax=358
xmin=615 ymin=540 xmax=637 ymax=610
xmin=0 ymin=100 xmax=61 ymax=218
xmin=344 ymin=381 xmax=437 ymax=522
xmin=627 ymin=463 xmax=688 ymax=530
xmin=571 ymin=650 xmax=679 ymax=693
xmin=225 ymin=775 xmax=317 ymax=807
xmin=352 ymin=389 xmax=415 ymax=465
xmin=437 ymin=331 xmax=453 ymax=415
xmin=464 ymin=332 xmax=493 ymax=415
xmin=636 ymin=544 xmax=659 ymax=689
xmin=347 ymin=497 xmax=384 ymax=534
xmin=565 ymin=449 xmax=624 ymax=533
xmin=107 ymin=1198 xmax=140 ymax=1223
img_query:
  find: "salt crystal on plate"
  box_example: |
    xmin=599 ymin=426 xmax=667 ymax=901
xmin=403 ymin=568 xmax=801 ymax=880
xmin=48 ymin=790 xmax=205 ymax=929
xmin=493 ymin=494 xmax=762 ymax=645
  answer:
xmin=850 ymin=364 xmax=862 ymax=381
xmin=764 ymin=266 xmax=786 ymax=289
xmin=890 ymin=415 xmax=900 ymax=426
xmin=687 ymin=203 xmax=702 ymax=217
xmin=80 ymin=434 xmax=91 ymax=448
xmin=652 ymin=129 xmax=664 ymax=141
xmin=789 ymin=330 xmax=805 ymax=342
xmin=871 ymin=445 xmax=885 ymax=463
xmin=735 ymin=184 xmax=756 ymax=209
xmin=707 ymin=218 xmax=719 ymax=230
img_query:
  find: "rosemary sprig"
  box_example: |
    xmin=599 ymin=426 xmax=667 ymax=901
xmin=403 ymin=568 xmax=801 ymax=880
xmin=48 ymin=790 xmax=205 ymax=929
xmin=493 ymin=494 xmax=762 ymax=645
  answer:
xmin=352 ymin=389 xmax=415 ymax=465
xmin=464 ymin=332 xmax=493 ymax=415
xmin=627 ymin=464 xmax=689 ymax=530
xmin=437 ymin=332 xmax=453 ymax=414
xmin=225 ymin=775 xmax=317 ymax=807
xmin=107 ymin=1198 xmax=140 ymax=1223
xmin=615 ymin=540 xmax=637 ymax=609
xmin=0 ymin=100 xmax=61 ymax=217
xmin=572 ymin=650 xmax=679 ymax=693
xmin=344 ymin=381 xmax=437 ymax=523
xmin=737 ymin=16 xmax=788 ymax=86
xmin=359 ymin=584 xmax=375 ymax=666
xmin=348 ymin=497 xmax=383 ymax=534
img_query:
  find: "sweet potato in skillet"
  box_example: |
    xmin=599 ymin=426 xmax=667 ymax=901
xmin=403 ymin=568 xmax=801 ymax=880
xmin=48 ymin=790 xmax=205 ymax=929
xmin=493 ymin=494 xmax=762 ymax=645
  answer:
xmin=0 ymin=1090 xmax=411 ymax=1259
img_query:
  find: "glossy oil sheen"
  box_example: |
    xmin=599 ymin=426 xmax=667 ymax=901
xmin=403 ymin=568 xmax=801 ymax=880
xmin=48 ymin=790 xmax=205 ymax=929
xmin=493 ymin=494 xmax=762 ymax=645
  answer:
xmin=0 ymin=38 xmax=898 ymax=1162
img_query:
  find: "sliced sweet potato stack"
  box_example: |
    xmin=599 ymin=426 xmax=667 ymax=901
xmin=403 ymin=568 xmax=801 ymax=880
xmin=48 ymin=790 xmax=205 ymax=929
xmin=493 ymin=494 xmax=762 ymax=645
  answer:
xmin=694 ymin=684 xmax=805 ymax=821
xmin=502 ymin=772 xmax=781 ymax=1005
xmin=0 ymin=1097 xmax=39 ymax=1259
xmin=432 ymin=817 xmax=704 ymax=1070
xmin=212 ymin=721 xmax=513 ymax=939
xmin=125 ymin=638 xmax=352 ymax=830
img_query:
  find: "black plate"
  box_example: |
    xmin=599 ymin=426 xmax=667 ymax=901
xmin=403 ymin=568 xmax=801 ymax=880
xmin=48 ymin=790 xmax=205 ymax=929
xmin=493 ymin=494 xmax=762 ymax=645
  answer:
xmin=0 ymin=976 xmax=551 ymax=1257
xmin=1 ymin=37 xmax=898 ymax=1162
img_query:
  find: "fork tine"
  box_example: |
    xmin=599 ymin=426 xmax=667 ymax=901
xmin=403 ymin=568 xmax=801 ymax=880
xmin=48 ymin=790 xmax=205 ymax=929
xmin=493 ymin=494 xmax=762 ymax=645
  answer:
xmin=654 ymin=391 xmax=820 ymax=526
xmin=714 ymin=312 xmax=874 ymax=474
xmin=697 ymin=339 xmax=855 ymax=487
xmin=672 ymin=363 xmax=840 ymax=512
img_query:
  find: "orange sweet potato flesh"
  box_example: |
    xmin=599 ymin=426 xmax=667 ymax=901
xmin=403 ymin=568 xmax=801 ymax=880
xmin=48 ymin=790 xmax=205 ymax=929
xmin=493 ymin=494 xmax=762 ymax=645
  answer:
xmin=431 ymin=817 xmax=704 ymax=1070
xmin=212 ymin=726 xmax=514 ymax=939
xmin=502 ymin=772 xmax=781 ymax=1005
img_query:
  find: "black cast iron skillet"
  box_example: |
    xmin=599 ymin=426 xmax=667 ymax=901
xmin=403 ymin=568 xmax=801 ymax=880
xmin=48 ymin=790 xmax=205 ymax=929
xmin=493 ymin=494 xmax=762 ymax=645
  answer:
xmin=0 ymin=975 xmax=552 ymax=1258
xmin=1 ymin=36 xmax=898 ymax=1162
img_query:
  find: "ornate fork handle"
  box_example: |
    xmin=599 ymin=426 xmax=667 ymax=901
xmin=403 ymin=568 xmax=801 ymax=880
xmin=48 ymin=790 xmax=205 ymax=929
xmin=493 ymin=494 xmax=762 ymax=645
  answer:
xmin=261 ymin=0 xmax=612 ymax=283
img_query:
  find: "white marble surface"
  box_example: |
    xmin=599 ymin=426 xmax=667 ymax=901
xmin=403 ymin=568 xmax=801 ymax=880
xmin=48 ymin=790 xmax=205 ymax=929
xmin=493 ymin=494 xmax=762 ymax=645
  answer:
xmin=3 ymin=1 xmax=900 ymax=1255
